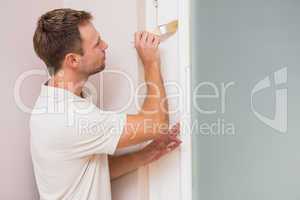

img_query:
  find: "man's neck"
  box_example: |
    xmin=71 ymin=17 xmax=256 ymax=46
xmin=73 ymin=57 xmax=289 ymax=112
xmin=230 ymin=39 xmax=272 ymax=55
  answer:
xmin=47 ymin=71 xmax=88 ymax=97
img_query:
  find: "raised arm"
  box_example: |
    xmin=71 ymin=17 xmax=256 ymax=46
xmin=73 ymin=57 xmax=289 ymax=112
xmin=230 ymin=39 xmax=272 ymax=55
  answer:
xmin=116 ymin=31 xmax=169 ymax=148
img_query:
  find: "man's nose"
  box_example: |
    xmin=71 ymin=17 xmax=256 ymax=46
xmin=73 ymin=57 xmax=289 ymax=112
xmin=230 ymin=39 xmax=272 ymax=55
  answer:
xmin=102 ymin=41 xmax=108 ymax=50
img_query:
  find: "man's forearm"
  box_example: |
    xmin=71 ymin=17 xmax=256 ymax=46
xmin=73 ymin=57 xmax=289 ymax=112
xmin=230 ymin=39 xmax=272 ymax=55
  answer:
xmin=115 ymin=32 xmax=170 ymax=148
xmin=140 ymin=62 xmax=169 ymax=133
xmin=109 ymin=122 xmax=182 ymax=181
xmin=108 ymin=151 xmax=146 ymax=181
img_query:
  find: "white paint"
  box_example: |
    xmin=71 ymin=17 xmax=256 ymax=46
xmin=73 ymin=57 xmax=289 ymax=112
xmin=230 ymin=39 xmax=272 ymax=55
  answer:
xmin=178 ymin=0 xmax=192 ymax=199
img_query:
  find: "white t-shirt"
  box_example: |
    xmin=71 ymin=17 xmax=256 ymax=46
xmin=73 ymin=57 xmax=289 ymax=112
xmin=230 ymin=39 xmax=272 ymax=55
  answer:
xmin=30 ymin=82 xmax=126 ymax=200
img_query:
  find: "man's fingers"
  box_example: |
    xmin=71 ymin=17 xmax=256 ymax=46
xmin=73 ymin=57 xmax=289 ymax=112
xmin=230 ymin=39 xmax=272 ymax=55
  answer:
xmin=146 ymin=138 xmax=182 ymax=164
xmin=134 ymin=32 xmax=142 ymax=47
xmin=146 ymin=33 xmax=155 ymax=45
xmin=160 ymin=136 xmax=181 ymax=149
xmin=167 ymin=133 xmax=181 ymax=142
xmin=167 ymin=141 xmax=180 ymax=148
xmin=153 ymin=35 xmax=160 ymax=47
xmin=166 ymin=141 xmax=181 ymax=152
xmin=174 ymin=137 xmax=182 ymax=144
xmin=169 ymin=122 xmax=180 ymax=136
xmin=141 ymin=31 xmax=148 ymax=43
xmin=168 ymin=137 xmax=182 ymax=146
xmin=171 ymin=122 xmax=180 ymax=131
xmin=152 ymin=122 xmax=181 ymax=149
xmin=137 ymin=31 xmax=158 ymax=46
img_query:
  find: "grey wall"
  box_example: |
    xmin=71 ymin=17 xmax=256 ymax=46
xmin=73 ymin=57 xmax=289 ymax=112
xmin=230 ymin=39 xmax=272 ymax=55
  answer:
xmin=191 ymin=0 xmax=300 ymax=200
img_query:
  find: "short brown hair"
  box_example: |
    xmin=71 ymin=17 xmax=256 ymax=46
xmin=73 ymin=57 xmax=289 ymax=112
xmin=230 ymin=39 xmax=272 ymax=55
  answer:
xmin=33 ymin=8 xmax=92 ymax=74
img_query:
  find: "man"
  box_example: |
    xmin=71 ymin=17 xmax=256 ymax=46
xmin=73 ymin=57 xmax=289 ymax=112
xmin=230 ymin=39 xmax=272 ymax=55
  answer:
xmin=30 ymin=8 xmax=181 ymax=200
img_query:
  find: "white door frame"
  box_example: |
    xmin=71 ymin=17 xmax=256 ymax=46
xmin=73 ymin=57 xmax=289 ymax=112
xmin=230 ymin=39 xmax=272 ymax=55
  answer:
xmin=178 ymin=0 xmax=192 ymax=199
xmin=142 ymin=0 xmax=192 ymax=199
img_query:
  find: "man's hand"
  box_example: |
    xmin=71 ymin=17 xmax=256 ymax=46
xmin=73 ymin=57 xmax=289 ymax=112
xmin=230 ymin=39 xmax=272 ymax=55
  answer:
xmin=140 ymin=122 xmax=181 ymax=165
xmin=134 ymin=31 xmax=161 ymax=66
xmin=109 ymin=123 xmax=181 ymax=180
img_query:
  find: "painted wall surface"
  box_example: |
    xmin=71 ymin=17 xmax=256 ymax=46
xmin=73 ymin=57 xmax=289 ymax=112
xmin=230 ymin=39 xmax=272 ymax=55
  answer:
xmin=0 ymin=1 xmax=62 ymax=199
xmin=191 ymin=0 xmax=300 ymax=200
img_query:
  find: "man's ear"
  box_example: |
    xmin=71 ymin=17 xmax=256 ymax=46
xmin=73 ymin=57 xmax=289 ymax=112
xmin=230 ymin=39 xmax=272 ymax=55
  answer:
xmin=64 ymin=53 xmax=81 ymax=70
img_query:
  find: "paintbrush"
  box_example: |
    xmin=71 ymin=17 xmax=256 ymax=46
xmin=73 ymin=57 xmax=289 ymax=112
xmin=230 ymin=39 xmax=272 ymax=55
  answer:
xmin=131 ymin=20 xmax=178 ymax=43
xmin=151 ymin=20 xmax=178 ymax=37
xmin=150 ymin=20 xmax=178 ymax=42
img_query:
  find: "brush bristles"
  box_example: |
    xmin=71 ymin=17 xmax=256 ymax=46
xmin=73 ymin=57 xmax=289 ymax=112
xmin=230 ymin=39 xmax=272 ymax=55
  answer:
xmin=162 ymin=20 xmax=178 ymax=34
xmin=154 ymin=20 xmax=178 ymax=35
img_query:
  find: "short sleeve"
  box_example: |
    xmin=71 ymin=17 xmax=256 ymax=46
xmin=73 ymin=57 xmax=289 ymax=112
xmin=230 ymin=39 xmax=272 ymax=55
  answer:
xmin=62 ymin=99 xmax=127 ymax=158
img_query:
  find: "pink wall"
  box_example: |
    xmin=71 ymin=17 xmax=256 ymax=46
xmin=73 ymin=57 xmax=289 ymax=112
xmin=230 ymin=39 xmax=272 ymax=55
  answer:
xmin=0 ymin=1 xmax=62 ymax=199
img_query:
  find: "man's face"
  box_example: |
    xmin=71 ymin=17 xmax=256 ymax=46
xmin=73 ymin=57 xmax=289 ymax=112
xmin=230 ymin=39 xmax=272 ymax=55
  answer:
xmin=78 ymin=21 xmax=108 ymax=75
